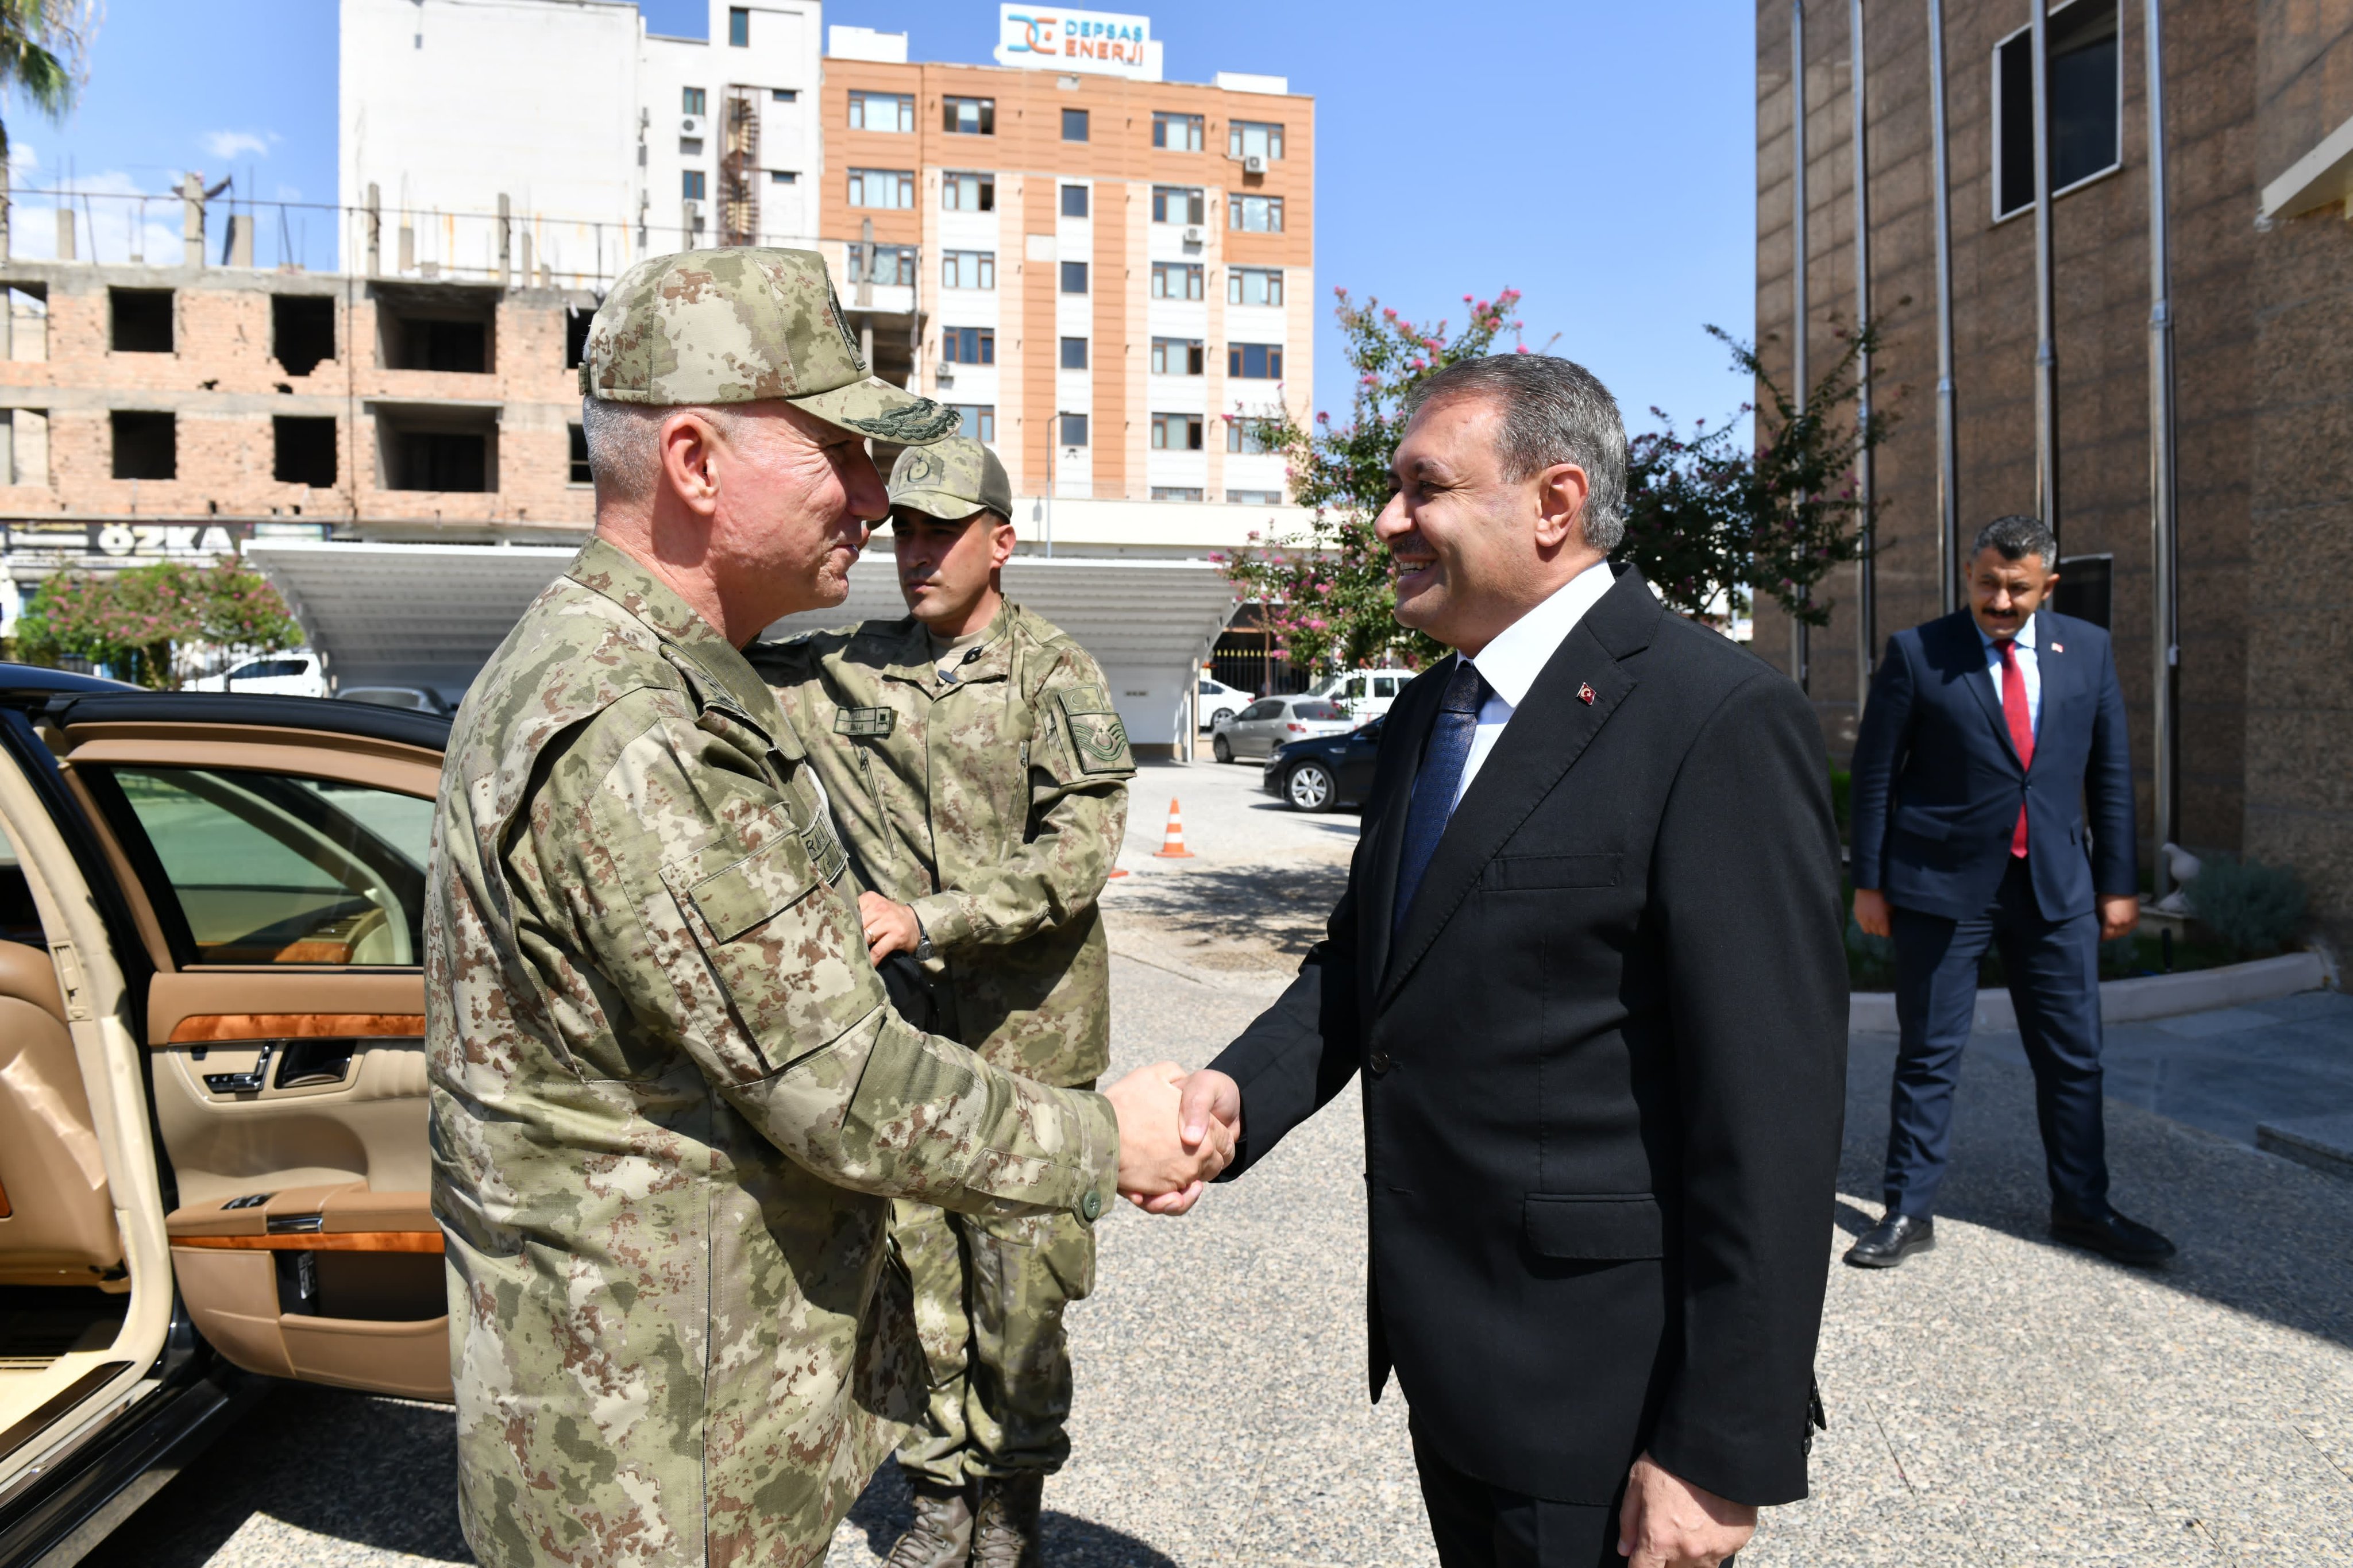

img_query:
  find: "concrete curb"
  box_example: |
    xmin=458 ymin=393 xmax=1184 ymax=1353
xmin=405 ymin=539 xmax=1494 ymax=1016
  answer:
xmin=1849 ymin=950 xmax=2330 ymax=1034
xmin=2255 ymin=1115 xmax=2353 ymax=1181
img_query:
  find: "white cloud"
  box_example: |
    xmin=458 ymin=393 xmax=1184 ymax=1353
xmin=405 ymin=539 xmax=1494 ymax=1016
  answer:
xmin=274 ymin=183 xmax=302 ymax=202
xmin=9 ymin=169 xmax=186 ymax=264
xmin=202 ymin=129 xmax=278 ymax=161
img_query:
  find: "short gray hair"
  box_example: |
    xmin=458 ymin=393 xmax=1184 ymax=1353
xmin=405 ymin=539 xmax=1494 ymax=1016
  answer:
xmin=1972 ymin=513 xmax=2057 ymax=565
xmin=580 ymin=395 xmax=738 ymax=506
xmin=1406 ymin=354 xmax=1629 ymax=553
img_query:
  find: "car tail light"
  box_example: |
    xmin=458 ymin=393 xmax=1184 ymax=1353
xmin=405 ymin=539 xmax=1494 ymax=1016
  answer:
xmin=1285 ymin=722 xmax=1306 ymax=732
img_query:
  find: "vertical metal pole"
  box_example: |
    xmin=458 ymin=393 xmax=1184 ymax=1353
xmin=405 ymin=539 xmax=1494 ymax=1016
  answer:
xmin=1851 ymin=0 xmax=1874 ymax=712
xmin=2144 ymin=0 xmax=2181 ymax=894
xmin=2031 ymin=0 xmax=2061 ymax=550
xmin=1791 ymin=0 xmax=1811 ymax=692
xmin=1928 ymin=0 xmax=1960 ymax=613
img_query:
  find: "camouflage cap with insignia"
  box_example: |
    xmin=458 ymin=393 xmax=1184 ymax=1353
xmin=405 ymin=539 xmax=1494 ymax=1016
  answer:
xmin=580 ymin=247 xmax=962 ymax=445
xmin=889 ymin=437 xmax=1015 ymax=523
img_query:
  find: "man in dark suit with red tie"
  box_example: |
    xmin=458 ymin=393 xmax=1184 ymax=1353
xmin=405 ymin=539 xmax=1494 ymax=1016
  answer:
xmin=1844 ymin=513 xmax=2174 ymax=1270
xmin=1163 ymin=354 xmax=1849 ymax=1568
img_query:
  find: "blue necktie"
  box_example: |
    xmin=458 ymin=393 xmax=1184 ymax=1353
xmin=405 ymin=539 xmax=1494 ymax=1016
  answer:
xmin=1393 ymin=659 xmax=1490 ymax=940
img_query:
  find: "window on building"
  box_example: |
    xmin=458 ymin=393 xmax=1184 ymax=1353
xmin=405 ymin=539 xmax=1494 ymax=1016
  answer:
xmin=1152 ymin=486 xmax=1204 ymax=501
xmin=727 ymin=6 xmax=749 ymax=46
xmin=272 ymin=295 xmax=336 ymax=377
xmin=1060 ymin=261 xmax=1089 ymax=294
xmin=568 ymin=423 xmax=591 ymax=485
xmin=850 ymin=245 xmax=918 ymax=285
xmin=681 ymin=136 xmax=705 ymax=157
xmin=944 ymin=95 xmax=995 ymax=134
xmin=942 ymin=326 xmax=996 ymax=364
xmin=948 ymin=404 xmax=996 ymax=443
xmin=1994 ymin=1 xmax=2121 ymax=220
xmin=682 ymin=87 xmax=707 ymax=116
xmin=1059 ymin=336 xmax=1089 ymax=369
xmin=1150 ymin=337 xmax=1205 ymax=375
xmin=1153 ymin=111 xmax=1204 ymax=151
xmin=1226 ymin=488 xmax=1284 ymax=505
xmin=1152 ymin=186 xmax=1206 ymax=225
xmin=1226 ymin=418 xmax=1277 ymax=454
xmin=109 ymin=288 xmax=173 ymax=353
xmin=1062 ymin=108 xmax=1089 ymax=141
xmin=850 ymin=91 xmax=916 ymax=133
xmin=1151 ymin=412 xmax=1205 ymax=450
xmin=942 ymin=249 xmax=996 ymax=290
xmin=565 ymin=307 xmax=593 ymax=369
xmin=1229 ymin=267 xmax=1284 ymax=307
xmin=377 ymin=292 xmax=494 ymax=373
xmin=272 ymin=415 xmax=337 ymax=486
xmin=399 ymin=431 xmax=489 ymax=491
xmin=1 ymin=408 xmax=47 ymax=486
xmin=943 ymin=171 xmax=996 ymax=212
xmin=1228 ymin=343 xmax=1283 ymax=379
xmin=769 ymin=169 xmax=798 ymax=184
xmin=1151 ymin=261 xmax=1204 ymax=300
xmin=772 ymin=88 xmax=798 ymax=102
xmin=1059 ymin=412 xmax=1089 ymax=446
xmin=682 ymin=169 xmax=706 ymax=201
xmin=111 ymin=411 xmax=175 ymax=480
xmin=1229 ymin=194 xmax=1284 ymax=233
xmin=849 ymin=168 xmax=915 ymax=208
xmin=1229 ymin=120 xmax=1286 ymax=161
xmin=1060 ymin=184 xmax=1090 ymax=218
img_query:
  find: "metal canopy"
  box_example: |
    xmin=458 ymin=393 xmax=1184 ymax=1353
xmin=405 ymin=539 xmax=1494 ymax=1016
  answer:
xmin=246 ymin=541 xmax=1237 ymax=743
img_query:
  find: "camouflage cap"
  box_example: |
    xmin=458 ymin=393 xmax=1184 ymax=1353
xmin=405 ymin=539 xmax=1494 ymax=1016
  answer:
xmin=888 ymin=437 xmax=1014 ymax=523
xmin=580 ymin=248 xmax=961 ymax=445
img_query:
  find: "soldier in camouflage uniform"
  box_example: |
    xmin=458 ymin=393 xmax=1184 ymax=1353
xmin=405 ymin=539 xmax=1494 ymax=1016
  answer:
xmin=427 ymin=249 xmax=1223 ymax=1568
xmin=753 ymin=437 xmax=1135 ymax=1568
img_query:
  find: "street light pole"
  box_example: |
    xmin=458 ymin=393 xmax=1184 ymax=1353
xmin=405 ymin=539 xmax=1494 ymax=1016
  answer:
xmin=1928 ymin=0 xmax=1961 ymax=614
xmin=2144 ymin=0 xmax=2182 ymax=894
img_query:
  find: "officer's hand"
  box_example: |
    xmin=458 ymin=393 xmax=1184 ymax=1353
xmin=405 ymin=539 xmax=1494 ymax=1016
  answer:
xmin=1852 ymin=887 xmax=1893 ymax=939
xmin=1132 ymin=1068 xmax=1243 ymax=1215
xmin=858 ymin=893 xmax=923 ymax=962
xmin=1107 ymin=1061 xmax=1233 ymax=1212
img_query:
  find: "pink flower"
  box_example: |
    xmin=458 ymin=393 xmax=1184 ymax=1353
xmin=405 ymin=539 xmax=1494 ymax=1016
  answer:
xmin=1515 ymin=345 xmax=1532 ymax=354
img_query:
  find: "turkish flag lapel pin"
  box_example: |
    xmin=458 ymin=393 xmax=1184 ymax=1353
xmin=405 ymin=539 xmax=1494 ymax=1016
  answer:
xmin=2050 ymin=641 xmax=2065 ymax=653
xmin=1577 ymin=682 xmax=1598 ymax=705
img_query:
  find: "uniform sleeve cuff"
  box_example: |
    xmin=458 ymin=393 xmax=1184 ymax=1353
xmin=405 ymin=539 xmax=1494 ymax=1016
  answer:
xmin=1069 ymin=1088 xmax=1121 ymax=1224
xmin=907 ymin=894 xmax=976 ymax=951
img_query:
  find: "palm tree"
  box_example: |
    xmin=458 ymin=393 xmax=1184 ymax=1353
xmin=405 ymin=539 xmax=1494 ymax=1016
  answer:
xmin=0 ymin=1 xmax=93 ymax=172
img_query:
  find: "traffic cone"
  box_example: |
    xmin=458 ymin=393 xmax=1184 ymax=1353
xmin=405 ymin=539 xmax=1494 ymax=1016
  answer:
xmin=1152 ymin=798 xmax=1195 ymax=859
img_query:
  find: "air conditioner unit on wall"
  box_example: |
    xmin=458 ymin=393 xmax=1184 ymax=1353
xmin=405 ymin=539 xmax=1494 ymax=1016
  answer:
xmin=1243 ymin=154 xmax=1266 ymax=175
xmin=681 ymin=114 xmax=708 ymax=138
xmin=1183 ymin=226 xmax=1203 ymax=245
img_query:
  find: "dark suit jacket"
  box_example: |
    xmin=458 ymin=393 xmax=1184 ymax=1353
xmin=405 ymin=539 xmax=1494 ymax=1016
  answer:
xmin=1208 ymin=567 xmax=1849 ymax=1508
xmin=1848 ymin=609 xmax=2136 ymax=922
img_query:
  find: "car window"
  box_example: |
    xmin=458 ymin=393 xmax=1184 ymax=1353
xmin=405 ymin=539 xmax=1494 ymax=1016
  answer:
xmin=1239 ymin=700 xmax=1280 ymax=721
xmin=1291 ymin=700 xmax=1347 ymax=720
xmin=1374 ymin=677 xmax=1398 ymax=697
xmin=1199 ymin=681 xmax=1216 ymax=696
xmin=1341 ymin=677 xmax=1364 ymax=698
xmin=96 ymin=766 xmax=433 ymax=965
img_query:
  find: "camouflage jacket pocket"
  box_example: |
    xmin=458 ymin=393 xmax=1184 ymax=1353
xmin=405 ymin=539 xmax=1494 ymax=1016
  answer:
xmin=1052 ymin=685 xmax=1135 ymax=777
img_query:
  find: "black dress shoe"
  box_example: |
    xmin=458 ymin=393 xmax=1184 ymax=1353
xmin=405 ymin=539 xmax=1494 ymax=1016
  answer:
xmin=1843 ymin=1213 xmax=1935 ymax=1269
xmin=2050 ymin=1206 xmax=2177 ymax=1266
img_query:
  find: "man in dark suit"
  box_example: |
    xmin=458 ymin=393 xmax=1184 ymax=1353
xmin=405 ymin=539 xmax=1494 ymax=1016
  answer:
xmin=1163 ymin=356 xmax=1849 ymax=1568
xmin=1845 ymin=514 xmax=2174 ymax=1270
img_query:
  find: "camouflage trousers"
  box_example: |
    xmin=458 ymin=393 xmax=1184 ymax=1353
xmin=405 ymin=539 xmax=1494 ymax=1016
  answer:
xmin=889 ymin=1194 xmax=1098 ymax=1484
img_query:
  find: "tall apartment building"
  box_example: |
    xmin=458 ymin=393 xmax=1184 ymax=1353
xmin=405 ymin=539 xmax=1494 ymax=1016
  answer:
xmin=340 ymin=0 xmax=821 ymax=281
xmin=818 ymin=23 xmax=1313 ymax=508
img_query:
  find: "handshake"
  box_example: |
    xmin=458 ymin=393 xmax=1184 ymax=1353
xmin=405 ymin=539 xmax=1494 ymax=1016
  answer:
xmin=1102 ymin=1062 xmax=1244 ymax=1216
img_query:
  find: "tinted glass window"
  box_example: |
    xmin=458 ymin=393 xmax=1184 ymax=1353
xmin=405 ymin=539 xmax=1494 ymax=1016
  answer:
xmin=1291 ymin=701 xmax=1347 ymax=720
xmin=1239 ymin=700 xmax=1279 ymax=721
xmin=1374 ymin=677 xmax=1398 ymax=697
xmin=101 ymin=767 xmax=431 ymax=966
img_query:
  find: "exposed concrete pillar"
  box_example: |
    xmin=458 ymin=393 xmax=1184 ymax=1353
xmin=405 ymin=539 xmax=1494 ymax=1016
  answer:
xmin=226 ymin=213 xmax=254 ymax=267
xmin=497 ymin=193 xmax=511 ymax=287
xmin=399 ymin=221 xmax=415 ymax=273
xmin=366 ymin=183 xmax=382 ymax=275
xmin=55 ymin=206 xmax=73 ymax=261
xmin=518 ymin=229 xmax=533 ymax=286
xmin=182 ymin=172 xmax=206 ymax=268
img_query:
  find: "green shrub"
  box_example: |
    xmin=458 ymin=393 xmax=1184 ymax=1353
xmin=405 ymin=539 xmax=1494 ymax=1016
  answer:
xmin=2185 ymin=854 xmax=2307 ymax=957
xmin=1829 ymin=765 xmax=1852 ymax=836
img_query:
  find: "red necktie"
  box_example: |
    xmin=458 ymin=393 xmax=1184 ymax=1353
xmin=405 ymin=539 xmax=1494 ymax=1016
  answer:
xmin=1999 ymin=639 xmax=2034 ymax=858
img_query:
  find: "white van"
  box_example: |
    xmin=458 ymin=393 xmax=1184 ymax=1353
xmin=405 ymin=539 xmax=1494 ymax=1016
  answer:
xmin=1310 ymin=667 xmax=1418 ymax=721
xmin=189 ymin=650 xmax=326 ymax=698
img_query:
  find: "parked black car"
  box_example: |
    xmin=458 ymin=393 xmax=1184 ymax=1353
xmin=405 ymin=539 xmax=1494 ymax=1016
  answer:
xmin=1263 ymin=717 xmax=1384 ymax=812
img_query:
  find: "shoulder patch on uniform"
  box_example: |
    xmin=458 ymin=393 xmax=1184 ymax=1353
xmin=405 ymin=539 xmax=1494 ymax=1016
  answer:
xmin=1053 ymin=683 xmax=1134 ymax=775
xmin=834 ymin=706 xmax=896 ymax=737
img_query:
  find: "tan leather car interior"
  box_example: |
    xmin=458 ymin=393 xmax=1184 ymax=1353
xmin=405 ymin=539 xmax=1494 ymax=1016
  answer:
xmin=0 ymin=941 xmax=121 ymax=1286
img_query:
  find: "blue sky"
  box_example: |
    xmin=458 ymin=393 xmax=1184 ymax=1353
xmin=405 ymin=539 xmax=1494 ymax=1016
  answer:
xmin=2 ymin=0 xmax=1758 ymax=434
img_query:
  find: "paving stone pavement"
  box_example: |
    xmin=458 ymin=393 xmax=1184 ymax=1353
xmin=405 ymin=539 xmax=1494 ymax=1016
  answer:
xmin=82 ymin=758 xmax=2353 ymax=1564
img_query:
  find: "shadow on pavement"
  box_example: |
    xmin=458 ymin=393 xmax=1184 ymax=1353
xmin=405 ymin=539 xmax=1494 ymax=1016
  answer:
xmin=1840 ymin=1034 xmax=2353 ymax=1352
xmin=1112 ymin=862 xmax=1348 ymax=961
xmin=82 ymin=1382 xmax=470 ymax=1567
xmin=843 ymin=1462 xmax=1176 ymax=1567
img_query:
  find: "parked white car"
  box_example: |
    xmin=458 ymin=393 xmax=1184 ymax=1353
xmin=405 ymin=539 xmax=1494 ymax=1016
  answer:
xmin=1197 ymin=675 xmax=1249 ymax=729
xmin=189 ymin=651 xmax=326 ymax=698
xmin=1310 ymin=667 xmax=1418 ymax=720
xmin=1212 ymin=694 xmax=1358 ymax=763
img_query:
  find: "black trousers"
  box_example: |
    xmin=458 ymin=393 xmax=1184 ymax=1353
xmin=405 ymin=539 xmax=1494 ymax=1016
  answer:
xmin=1413 ymin=1431 xmax=1626 ymax=1568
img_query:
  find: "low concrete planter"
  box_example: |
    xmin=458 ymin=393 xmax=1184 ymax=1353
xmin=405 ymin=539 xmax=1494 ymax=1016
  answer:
xmin=1849 ymin=950 xmax=2330 ymax=1034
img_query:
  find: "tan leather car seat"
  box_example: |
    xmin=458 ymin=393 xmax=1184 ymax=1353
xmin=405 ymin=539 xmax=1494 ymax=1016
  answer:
xmin=0 ymin=940 xmax=122 ymax=1283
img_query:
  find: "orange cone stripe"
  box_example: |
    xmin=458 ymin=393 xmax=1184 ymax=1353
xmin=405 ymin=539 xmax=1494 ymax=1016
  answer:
xmin=1153 ymin=797 xmax=1195 ymax=858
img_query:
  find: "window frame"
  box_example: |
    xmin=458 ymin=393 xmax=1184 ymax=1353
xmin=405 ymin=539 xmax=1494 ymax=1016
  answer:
xmin=949 ymin=403 xmax=997 ymax=443
xmin=1058 ymin=336 xmax=1089 ymax=370
xmin=1228 ymin=267 xmax=1285 ymax=307
xmin=943 ymin=95 xmax=996 ymax=136
xmin=1152 ymin=111 xmax=1205 ymax=151
xmin=1060 ymin=184 xmax=1090 ymax=218
xmin=1062 ymin=107 xmax=1090 ymax=142
xmin=942 ymin=170 xmax=997 ymax=213
xmin=1151 ymin=261 xmax=1205 ymax=300
xmin=1225 ymin=417 xmax=1276 ymax=454
xmin=942 ymin=249 xmax=997 ymax=291
xmin=1058 ymin=412 xmax=1089 ymax=446
xmin=848 ymin=90 xmax=916 ymax=134
xmin=1226 ymin=343 xmax=1284 ymax=380
xmin=849 ymin=244 xmax=918 ymax=286
xmin=1150 ymin=411 xmax=1205 ymax=451
xmin=1150 ymin=337 xmax=1205 ymax=376
xmin=1059 ymin=261 xmax=1089 ymax=295
xmin=682 ymin=87 xmax=707 ymax=117
xmin=848 ymin=168 xmax=916 ymax=210
xmin=942 ymin=326 xmax=996 ymax=365
xmin=1228 ymin=120 xmax=1286 ymax=161
xmin=1990 ymin=1 xmax=2124 ymax=223
xmin=727 ymin=6 xmax=748 ymax=46
xmin=1228 ymin=194 xmax=1285 ymax=233
xmin=1152 ymin=186 xmax=1208 ymax=226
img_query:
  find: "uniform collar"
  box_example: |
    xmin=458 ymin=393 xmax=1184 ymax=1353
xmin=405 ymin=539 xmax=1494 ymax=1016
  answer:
xmin=880 ymin=600 xmax=1016 ymax=689
xmin=565 ymin=536 xmax=787 ymax=726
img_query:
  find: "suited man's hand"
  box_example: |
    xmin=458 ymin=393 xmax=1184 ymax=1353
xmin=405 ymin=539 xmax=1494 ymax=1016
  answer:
xmin=2099 ymin=894 xmax=2139 ymax=943
xmin=1108 ymin=1062 xmax=1233 ymax=1214
xmin=1133 ymin=1068 xmax=1244 ymax=1216
xmin=1618 ymin=1452 xmax=1755 ymax=1568
xmin=1853 ymin=887 xmax=1893 ymax=939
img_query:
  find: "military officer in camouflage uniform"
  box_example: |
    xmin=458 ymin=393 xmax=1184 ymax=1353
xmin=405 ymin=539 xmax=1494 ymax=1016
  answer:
xmin=753 ymin=438 xmax=1135 ymax=1568
xmin=427 ymin=249 xmax=1226 ymax=1568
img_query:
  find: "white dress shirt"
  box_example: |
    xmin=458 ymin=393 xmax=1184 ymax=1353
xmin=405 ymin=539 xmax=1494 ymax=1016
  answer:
xmin=1977 ymin=611 xmax=2043 ymax=739
xmin=1449 ymin=560 xmax=1617 ymax=809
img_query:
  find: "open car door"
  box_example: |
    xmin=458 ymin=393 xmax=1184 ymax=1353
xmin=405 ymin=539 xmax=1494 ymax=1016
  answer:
xmin=49 ymin=692 xmax=449 ymax=1403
